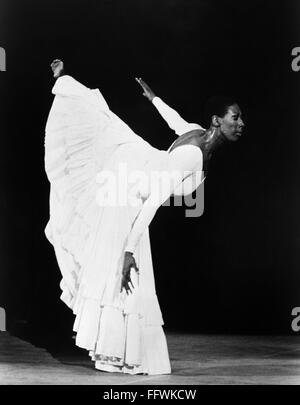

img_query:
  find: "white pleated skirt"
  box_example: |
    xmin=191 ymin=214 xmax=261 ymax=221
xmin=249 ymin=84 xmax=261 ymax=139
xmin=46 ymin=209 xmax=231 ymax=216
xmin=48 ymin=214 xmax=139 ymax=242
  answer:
xmin=44 ymin=75 xmax=171 ymax=374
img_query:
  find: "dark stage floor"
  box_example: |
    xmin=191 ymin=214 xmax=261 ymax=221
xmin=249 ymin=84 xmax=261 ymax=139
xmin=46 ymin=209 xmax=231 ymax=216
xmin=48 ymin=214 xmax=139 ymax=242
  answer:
xmin=0 ymin=332 xmax=300 ymax=385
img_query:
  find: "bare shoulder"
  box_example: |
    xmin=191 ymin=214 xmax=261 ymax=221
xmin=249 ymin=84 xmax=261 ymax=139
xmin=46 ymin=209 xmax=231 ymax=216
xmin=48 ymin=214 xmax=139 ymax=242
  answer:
xmin=169 ymin=129 xmax=205 ymax=153
xmin=186 ymin=129 xmax=205 ymax=148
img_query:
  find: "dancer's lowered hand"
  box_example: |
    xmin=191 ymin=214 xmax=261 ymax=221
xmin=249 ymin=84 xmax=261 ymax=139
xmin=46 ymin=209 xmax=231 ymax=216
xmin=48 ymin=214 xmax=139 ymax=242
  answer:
xmin=121 ymin=252 xmax=139 ymax=294
xmin=135 ymin=77 xmax=156 ymax=101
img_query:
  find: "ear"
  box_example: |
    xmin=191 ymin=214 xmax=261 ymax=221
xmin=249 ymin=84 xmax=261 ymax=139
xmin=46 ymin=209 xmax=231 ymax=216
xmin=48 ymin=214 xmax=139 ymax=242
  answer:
xmin=212 ymin=115 xmax=221 ymax=127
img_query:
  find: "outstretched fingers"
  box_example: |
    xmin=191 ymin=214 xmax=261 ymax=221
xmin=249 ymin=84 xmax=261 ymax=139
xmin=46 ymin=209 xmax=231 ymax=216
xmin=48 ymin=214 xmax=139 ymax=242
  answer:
xmin=121 ymin=272 xmax=133 ymax=295
xmin=135 ymin=77 xmax=148 ymax=89
xmin=120 ymin=265 xmax=139 ymax=294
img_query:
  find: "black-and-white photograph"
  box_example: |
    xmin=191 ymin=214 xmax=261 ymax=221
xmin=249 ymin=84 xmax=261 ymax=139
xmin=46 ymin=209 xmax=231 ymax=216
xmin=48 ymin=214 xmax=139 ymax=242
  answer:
xmin=0 ymin=0 xmax=299 ymax=390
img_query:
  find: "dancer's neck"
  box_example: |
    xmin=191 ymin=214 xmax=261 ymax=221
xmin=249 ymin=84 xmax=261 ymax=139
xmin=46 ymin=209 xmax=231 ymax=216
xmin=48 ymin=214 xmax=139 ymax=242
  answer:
xmin=199 ymin=127 xmax=227 ymax=158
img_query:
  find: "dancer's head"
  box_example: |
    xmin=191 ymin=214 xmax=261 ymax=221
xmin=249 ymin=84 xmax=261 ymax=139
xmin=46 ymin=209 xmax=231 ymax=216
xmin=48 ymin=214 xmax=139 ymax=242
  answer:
xmin=203 ymin=96 xmax=245 ymax=141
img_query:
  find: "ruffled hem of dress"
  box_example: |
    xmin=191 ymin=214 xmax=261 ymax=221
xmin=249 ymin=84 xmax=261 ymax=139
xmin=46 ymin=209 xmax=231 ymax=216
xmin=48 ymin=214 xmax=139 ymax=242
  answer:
xmin=59 ymin=285 xmax=170 ymax=374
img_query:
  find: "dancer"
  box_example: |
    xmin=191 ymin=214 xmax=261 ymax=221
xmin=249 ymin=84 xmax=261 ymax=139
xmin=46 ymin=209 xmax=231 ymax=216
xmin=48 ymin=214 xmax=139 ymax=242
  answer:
xmin=44 ymin=60 xmax=244 ymax=375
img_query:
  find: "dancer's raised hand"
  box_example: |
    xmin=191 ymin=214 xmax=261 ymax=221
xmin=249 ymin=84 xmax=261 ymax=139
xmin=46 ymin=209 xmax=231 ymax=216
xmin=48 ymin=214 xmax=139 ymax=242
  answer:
xmin=135 ymin=77 xmax=156 ymax=101
xmin=121 ymin=252 xmax=139 ymax=294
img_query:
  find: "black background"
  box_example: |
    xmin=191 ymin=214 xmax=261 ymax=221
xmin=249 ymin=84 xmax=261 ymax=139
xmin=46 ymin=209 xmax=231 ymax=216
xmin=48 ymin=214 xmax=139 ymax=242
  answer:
xmin=0 ymin=0 xmax=299 ymax=349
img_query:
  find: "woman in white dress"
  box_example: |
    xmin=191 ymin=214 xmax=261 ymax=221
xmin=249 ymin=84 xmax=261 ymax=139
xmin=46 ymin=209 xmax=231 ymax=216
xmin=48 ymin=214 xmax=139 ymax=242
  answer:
xmin=44 ymin=60 xmax=244 ymax=375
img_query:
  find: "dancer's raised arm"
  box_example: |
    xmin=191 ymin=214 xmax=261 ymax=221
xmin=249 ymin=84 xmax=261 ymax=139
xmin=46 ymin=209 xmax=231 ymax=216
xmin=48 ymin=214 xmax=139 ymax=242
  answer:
xmin=136 ymin=77 xmax=204 ymax=136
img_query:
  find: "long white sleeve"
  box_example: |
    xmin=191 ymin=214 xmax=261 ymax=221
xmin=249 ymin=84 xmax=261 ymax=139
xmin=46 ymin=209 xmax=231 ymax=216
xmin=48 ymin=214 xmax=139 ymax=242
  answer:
xmin=172 ymin=169 xmax=204 ymax=196
xmin=125 ymin=145 xmax=203 ymax=253
xmin=152 ymin=97 xmax=205 ymax=136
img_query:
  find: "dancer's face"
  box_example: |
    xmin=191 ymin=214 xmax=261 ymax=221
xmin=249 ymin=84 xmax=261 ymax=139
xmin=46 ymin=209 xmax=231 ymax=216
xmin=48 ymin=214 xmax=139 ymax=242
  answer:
xmin=218 ymin=104 xmax=245 ymax=142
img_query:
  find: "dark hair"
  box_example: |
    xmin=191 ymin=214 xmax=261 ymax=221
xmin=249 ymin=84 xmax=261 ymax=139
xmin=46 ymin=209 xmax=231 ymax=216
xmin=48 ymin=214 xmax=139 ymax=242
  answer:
xmin=202 ymin=96 xmax=237 ymax=128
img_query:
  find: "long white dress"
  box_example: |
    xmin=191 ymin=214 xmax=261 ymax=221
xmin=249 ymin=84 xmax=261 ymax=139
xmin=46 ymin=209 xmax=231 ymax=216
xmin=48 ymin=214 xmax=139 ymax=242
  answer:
xmin=44 ymin=75 xmax=204 ymax=375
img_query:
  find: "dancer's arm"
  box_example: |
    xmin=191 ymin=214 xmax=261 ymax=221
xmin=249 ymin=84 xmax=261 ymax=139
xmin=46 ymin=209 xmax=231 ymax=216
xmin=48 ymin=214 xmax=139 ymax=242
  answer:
xmin=136 ymin=77 xmax=204 ymax=136
xmin=125 ymin=145 xmax=202 ymax=253
xmin=121 ymin=145 xmax=202 ymax=293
